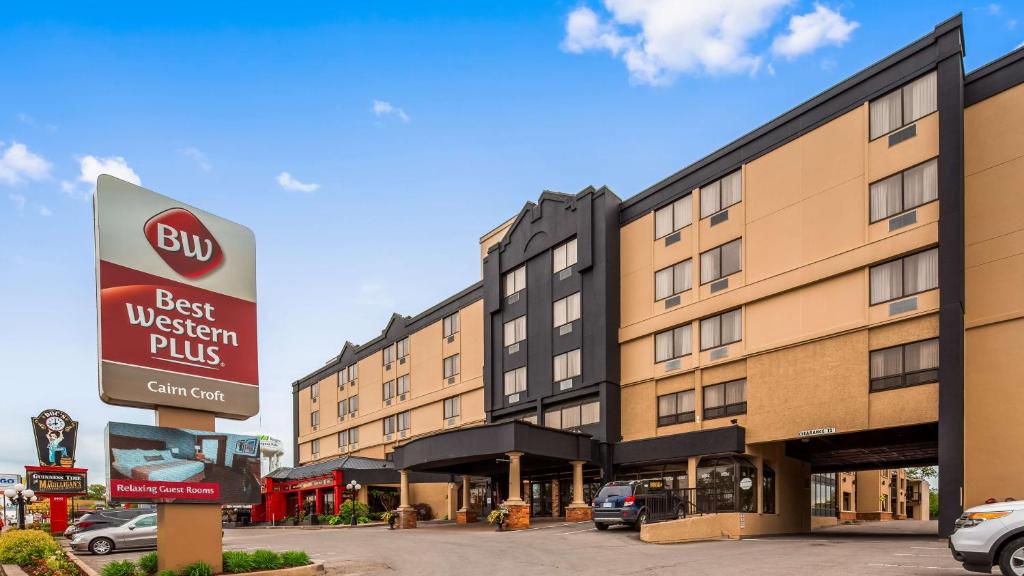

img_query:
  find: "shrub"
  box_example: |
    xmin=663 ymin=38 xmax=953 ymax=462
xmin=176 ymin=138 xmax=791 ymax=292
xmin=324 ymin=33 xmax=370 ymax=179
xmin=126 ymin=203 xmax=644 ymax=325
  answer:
xmin=101 ymin=560 xmax=139 ymax=576
xmin=182 ymin=561 xmax=212 ymax=576
xmin=337 ymin=500 xmax=369 ymax=522
xmin=222 ymin=551 xmax=254 ymax=574
xmin=42 ymin=552 xmax=80 ymax=576
xmin=138 ymin=552 xmax=159 ymax=575
xmin=0 ymin=530 xmax=62 ymax=566
xmin=279 ymin=551 xmax=310 ymax=568
xmin=248 ymin=550 xmax=282 ymax=571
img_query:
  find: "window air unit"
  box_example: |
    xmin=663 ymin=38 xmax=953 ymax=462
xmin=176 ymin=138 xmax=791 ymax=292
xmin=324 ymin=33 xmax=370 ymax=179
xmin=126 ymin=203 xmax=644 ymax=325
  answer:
xmin=559 ymin=323 xmax=572 ymax=336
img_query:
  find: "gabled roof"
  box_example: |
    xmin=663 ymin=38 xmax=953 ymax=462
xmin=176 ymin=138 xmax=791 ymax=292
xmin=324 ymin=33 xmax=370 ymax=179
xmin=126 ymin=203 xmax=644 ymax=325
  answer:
xmin=266 ymin=454 xmax=394 ymax=481
xmin=491 ymin=185 xmax=617 ymax=255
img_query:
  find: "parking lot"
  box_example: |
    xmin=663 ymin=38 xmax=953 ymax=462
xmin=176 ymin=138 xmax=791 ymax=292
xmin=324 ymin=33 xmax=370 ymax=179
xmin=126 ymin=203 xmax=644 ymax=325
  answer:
xmin=70 ymin=520 xmax=969 ymax=576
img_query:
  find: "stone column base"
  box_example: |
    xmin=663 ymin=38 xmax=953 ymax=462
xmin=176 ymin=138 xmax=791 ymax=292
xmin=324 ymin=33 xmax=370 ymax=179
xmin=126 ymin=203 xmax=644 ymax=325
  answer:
xmin=456 ymin=509 xmax=478 ymax=524
xmin=504 ymin=503 xmax=529 ymax=531
xmin=565 ymin=505 xmax=593 ymax=522
xmin=398 ymin=507 xmax=418 ymax=529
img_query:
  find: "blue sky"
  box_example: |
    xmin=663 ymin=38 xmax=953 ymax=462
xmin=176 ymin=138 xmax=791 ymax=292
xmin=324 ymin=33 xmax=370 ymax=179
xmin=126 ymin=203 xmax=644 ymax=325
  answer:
xmin=1 ymin=1 xmax=1020 ymax=481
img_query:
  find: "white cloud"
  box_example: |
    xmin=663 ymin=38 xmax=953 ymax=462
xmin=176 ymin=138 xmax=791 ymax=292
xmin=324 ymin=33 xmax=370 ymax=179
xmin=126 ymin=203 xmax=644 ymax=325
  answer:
xmin=771 ymin=3 xmax=859 ymax=59
xmin=0 ymin=141 xmax=52 ymax=186
xmin=561 ymin=0 xmax=792 ymax=85
xmin=38 ymin=205 xmax=52 ymax=216
xmin=179 ymin=147 xmax=212 ymax=172
xmin=372 ymin=100 xmax=411 ymax=123
xmin=62 ymin=154 xmax=141 ymax=199
xmin=988 ymin=3 xmax=1003 ymax=16
xmin=276 ymin=171 xmax=320 ymax=193
xmin=8 ymin=192 xmax=27 ymax=212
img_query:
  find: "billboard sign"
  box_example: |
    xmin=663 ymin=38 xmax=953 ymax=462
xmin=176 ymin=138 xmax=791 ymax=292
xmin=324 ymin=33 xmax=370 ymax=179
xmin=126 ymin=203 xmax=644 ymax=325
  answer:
xmin=94 ymin=176 xmax=258 ymax=419
xmin=0 ymin=474 xmax=21 ymax=489
xmin=31 ymin=409 xmax=79 ymax=467
xmin=106 ymin=421 xmax=261 ymax=504
xmin=25 ymin=469 xmax=87 ymax=495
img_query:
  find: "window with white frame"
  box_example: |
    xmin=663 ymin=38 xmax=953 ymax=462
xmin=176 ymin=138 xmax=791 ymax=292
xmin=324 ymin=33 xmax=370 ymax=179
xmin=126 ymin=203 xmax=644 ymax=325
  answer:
xmin=443 ymin=311 xmax=460 ymax=337
xmin=700 ymin=171 xmax=742 ymax=218
xmin=338 ymin=429 xmax=349 ymax=447
xmin=504 ymin=316 xmax=527 ymax=347
xmin=655 ymin=194 xmax=693 ymax=239
xmin=383 ymin=344 xmax=396 ymax=365
xmin=397 ymin=410 xmax=411 ymax=432
xmin=349 ymin=395 xmax=358 ymax=413
xmin=655 ymin=259 xmax=693 ymax=300
xmin=553 ymin=238 xmax=578 ymax=273
xmin=544 ymin=400 xmax=600 ymax=430
xmin=350 ymin=426 xmax=358 ymax=444
xmin=703 ymin=379 xmax=747 ymax=419
xmin=553 ymin=292 xmax=581 ymax=328
xmin=383 ymin=415 xmax=396 ymax=435
xmin=869 ymin=71 xmax=937 ymax=140
xmin=310 ymin=382 xmax=319 ymax=399
xmin=700 ymin=309 xmax=742 ymax=350
xmin=443 ymin=354 xmax=461 ymax=378
xmin=338 ymin=399 xmax=348 ymax=418
xmin=869 ymin=248 xmax=938 ymax=305
xmin=553 ymin=349 xmax=581 ymax=382
xmin=397 ymin=337 xmax=410 ymax=360
xmin=311 ymin=410 xmax=319 ymax=427
xmin=311 ymin=438 xmax=320 ymax=455
xmin=443 ymin=396 xmax=460 ymax=419
xmin=870 ymin=159 xmax=938 ymax=222
xmin=657 ymin=390 xmax=696 ymax=426
xmin=504 ymin=266 xmax=526 ymax=297
xmin=383 ymin=380 xmax=396 ymax=401
xmin=655 ymin=324 xmax=692 ymax=363
xmin=504 ymin=366 xmax=527 ymax=396
xmin=397 ymin=374 xmax=410 ymax=395
xmin=700 ymin=239 xmax=742 ymax=284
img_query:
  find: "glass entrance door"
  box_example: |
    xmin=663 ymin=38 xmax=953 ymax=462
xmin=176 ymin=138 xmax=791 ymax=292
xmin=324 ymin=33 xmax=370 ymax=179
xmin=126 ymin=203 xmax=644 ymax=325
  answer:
xmin=530 ymin=481 xmax=552 ymax=517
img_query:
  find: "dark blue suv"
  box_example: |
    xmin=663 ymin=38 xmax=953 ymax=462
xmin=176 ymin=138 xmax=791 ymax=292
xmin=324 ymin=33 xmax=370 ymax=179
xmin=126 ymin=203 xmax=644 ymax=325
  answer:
xmin=592 ymin=480 xmax=684 ymax=531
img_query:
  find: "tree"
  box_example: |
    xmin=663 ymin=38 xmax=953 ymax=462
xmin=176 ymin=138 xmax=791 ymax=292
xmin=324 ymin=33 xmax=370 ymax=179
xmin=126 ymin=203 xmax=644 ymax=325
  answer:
xmin=86 ymin=484 xmax=106 ymax=501
xmin=904 ymin=467 xmax=938 ymax=481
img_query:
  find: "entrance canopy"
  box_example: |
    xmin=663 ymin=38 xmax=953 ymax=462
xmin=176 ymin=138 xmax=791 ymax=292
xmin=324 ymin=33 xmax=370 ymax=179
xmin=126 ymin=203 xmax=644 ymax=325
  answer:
xmin=785 ymin=423 xmax=938 ymax=472
xmin=393 ymin=421 xmax=596 ymax=476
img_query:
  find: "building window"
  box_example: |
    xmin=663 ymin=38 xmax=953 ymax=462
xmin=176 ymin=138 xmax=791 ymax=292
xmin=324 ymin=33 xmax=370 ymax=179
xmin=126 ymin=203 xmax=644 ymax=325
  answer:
xmin=349 ymin=395 xmax=358 ymax=413
xmin=383 ymin=380 xmax=395 ymax=401
xmin=397 ymin=410 xmax=411 ymax=432
xmin=870 ymin=338 xmax=939 ymax=392
xmin=657 ymin=390 xmax=695 ymax=426
xmin=310 ymin=382 xmax=319 ymax=400
xmin=544 ymin=400 xmax=600 ymax=430
xmin=443 ymin=354 xmax=460 ymax=378
xmin=703 ymin=379 xmax=746 ymax=419
xmin=700 ymin=171 xmax=742 ymax=218
xmin=869 ymin=247 xmax=938 ymax=304
xmin=553 ymin=292 xmax=581 ymax=328
xmin=383 ymin=343 xmax=396 ymax=365
xmin=763 ymin=463 xmax=776 ymax=514
xmin=504 ymin=265 xmax=526 ymax=297
xmin=553 ymin=238 xmax=578 ymax=273
xmin=350 ymin=427 xmax=358 ymax=444
xmin=397 ymin=337 xmax=410 ymax=360
xmin=655 ymin=194 xmax=693 ymax=239
xmin=700 ymin=239 xmax=742 ymax=284
xmin=655 ymin=324 xmax=692 ymax=363
xmin=443 ymin=311 xmax=460 ymax=337
xmin=504 ymin=316 xmax=527 ymax=347
xmin=503 ymin=366 xmax=527 ymax=396
xmin=397 ymin=374 xmax=410 ymax=395
xmin=553 ymin=349 xmax=581 ymax=382
xmin=338 ymin=429 xmax=349 ymax=448
xmin=310 ymin=438 xmax=319 ymax=456
xmin=700 ymin=309 xmax=742 ymax=351
xmin=384 ymin=415 xmax=395 ymax=435
xmin=655 ymin=259 xmax=693 ymax=300
xmin=870 ymin=159 xmax=938 ymax=223
xmin=869 ymin=71 xmax=937 ymax=140
xmin=443 ymin=396 xmax=460 ymax=419
xmin=338 ymin=399 xmax=348 ymax=418
xmin=811 ymin=473 xmax=838 ymax=517
xmin=341 ymin=364 xmax=358 ymax=383
xmin=310 ymin=410 xmax=320 ymax=428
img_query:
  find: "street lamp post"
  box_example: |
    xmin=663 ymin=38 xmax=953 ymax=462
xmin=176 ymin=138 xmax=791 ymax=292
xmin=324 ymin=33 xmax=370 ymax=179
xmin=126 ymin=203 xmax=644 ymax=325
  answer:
xmin=346 ymin=480 xmax=361 ymax=526
xmin=4 ymin=484 xmax=38 ymax=529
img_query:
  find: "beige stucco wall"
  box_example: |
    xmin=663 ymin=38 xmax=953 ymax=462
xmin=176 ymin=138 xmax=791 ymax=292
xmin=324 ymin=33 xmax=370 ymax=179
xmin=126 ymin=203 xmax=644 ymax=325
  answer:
xmin=964 ymin=82 xmax=1024 ymax=507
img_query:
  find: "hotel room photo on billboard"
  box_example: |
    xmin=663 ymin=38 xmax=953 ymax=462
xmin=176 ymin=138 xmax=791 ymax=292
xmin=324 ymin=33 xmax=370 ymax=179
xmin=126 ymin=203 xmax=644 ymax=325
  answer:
xmin=106 ymin=421 xmax=261 ymax=504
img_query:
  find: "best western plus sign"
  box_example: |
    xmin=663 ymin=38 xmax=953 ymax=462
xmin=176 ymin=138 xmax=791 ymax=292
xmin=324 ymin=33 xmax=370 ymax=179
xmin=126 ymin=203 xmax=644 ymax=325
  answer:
xmin=95 ymin=175 xmax=258 ymax=419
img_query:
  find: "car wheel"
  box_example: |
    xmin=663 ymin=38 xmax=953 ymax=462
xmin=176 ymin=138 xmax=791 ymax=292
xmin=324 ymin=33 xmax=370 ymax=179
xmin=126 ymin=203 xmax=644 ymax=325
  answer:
xmin=999 ymin=536 xmax=1024 ymax=576
xmin=634 ymin=510 xmax=648 ymax=531
xmin=89 ymin=538 xmax=114 ymax=555
xmin=595 ymin=523 xmax=609 ymax=531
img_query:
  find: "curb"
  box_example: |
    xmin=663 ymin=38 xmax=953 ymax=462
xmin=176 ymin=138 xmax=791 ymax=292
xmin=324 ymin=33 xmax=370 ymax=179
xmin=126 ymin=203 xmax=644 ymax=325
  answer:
xmin=238 ymin=522 xmax=385 ymax=530
xmin=64 ymin=550 xmax=101 ymax=576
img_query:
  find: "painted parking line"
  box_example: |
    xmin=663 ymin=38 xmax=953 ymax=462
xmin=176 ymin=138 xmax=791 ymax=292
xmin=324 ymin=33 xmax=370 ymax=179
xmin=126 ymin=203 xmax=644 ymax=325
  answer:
xmin=868 ymin=563 xmax=961 ymax=570
xmin=556 ymin=528 xmax=597 ymax=535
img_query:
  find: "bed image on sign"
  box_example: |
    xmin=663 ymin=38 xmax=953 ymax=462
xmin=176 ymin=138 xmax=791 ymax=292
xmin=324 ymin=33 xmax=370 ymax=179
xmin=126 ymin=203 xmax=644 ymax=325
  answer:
xmin=111 ymin=448 xmax=206 ymax=482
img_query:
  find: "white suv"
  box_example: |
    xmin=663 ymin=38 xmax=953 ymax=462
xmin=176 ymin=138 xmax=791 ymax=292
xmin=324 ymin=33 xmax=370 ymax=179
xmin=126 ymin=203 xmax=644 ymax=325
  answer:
xmin=950 ymin=500 xmax=1024 ymax=575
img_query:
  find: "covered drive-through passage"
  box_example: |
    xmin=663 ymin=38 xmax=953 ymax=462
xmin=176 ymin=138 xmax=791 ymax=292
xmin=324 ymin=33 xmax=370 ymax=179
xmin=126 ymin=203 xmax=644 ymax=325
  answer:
xmin=392 ymin=421 xmax=601 ymax=529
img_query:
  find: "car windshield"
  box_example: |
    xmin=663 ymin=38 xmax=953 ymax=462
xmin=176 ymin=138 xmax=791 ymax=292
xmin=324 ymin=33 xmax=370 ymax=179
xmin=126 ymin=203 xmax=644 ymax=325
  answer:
xmin=596 ymin=485 xmax=632 ymax=499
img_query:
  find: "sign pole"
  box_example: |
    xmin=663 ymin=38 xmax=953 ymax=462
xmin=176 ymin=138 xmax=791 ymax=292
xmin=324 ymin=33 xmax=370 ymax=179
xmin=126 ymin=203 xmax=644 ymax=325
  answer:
xmin=155 ymin=407 xmax=223 ymax=574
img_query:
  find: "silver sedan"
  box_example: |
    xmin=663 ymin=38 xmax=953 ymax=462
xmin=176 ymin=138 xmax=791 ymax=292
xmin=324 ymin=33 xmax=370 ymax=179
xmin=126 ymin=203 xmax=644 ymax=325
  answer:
xmin=70 ymin=513 xmax=157 ymax=555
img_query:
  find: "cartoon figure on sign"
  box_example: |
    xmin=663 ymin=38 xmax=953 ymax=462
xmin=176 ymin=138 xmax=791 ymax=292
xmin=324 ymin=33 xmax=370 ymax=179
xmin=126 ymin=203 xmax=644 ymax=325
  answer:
xmin=31 ymin=409 xmax=78 ymax=468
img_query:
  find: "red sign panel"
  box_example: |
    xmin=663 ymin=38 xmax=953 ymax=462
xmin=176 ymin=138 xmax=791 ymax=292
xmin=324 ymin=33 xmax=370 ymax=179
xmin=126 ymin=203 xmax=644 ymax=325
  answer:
xmin=109 ymin=479 xmax=221 ymax=502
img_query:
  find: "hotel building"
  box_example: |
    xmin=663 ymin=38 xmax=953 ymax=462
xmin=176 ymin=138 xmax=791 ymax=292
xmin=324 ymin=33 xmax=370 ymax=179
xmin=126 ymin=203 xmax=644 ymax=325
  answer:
xmin=273 ymin=15 xmax=1024 ymax=537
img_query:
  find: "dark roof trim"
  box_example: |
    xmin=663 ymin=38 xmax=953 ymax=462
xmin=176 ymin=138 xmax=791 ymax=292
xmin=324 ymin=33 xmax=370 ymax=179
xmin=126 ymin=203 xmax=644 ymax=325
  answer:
xmin=618 ymin=14 xmax=963 ymax=225
xmin=965 ymin=45 xmax=1024 ymax=106
xmin=490 ymin=185 xmax=619 ymax=256
xmin=292 ymin=280 xmax=484 ymax=391
xmin=613 ymin=426 xmax=745 ymax=466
